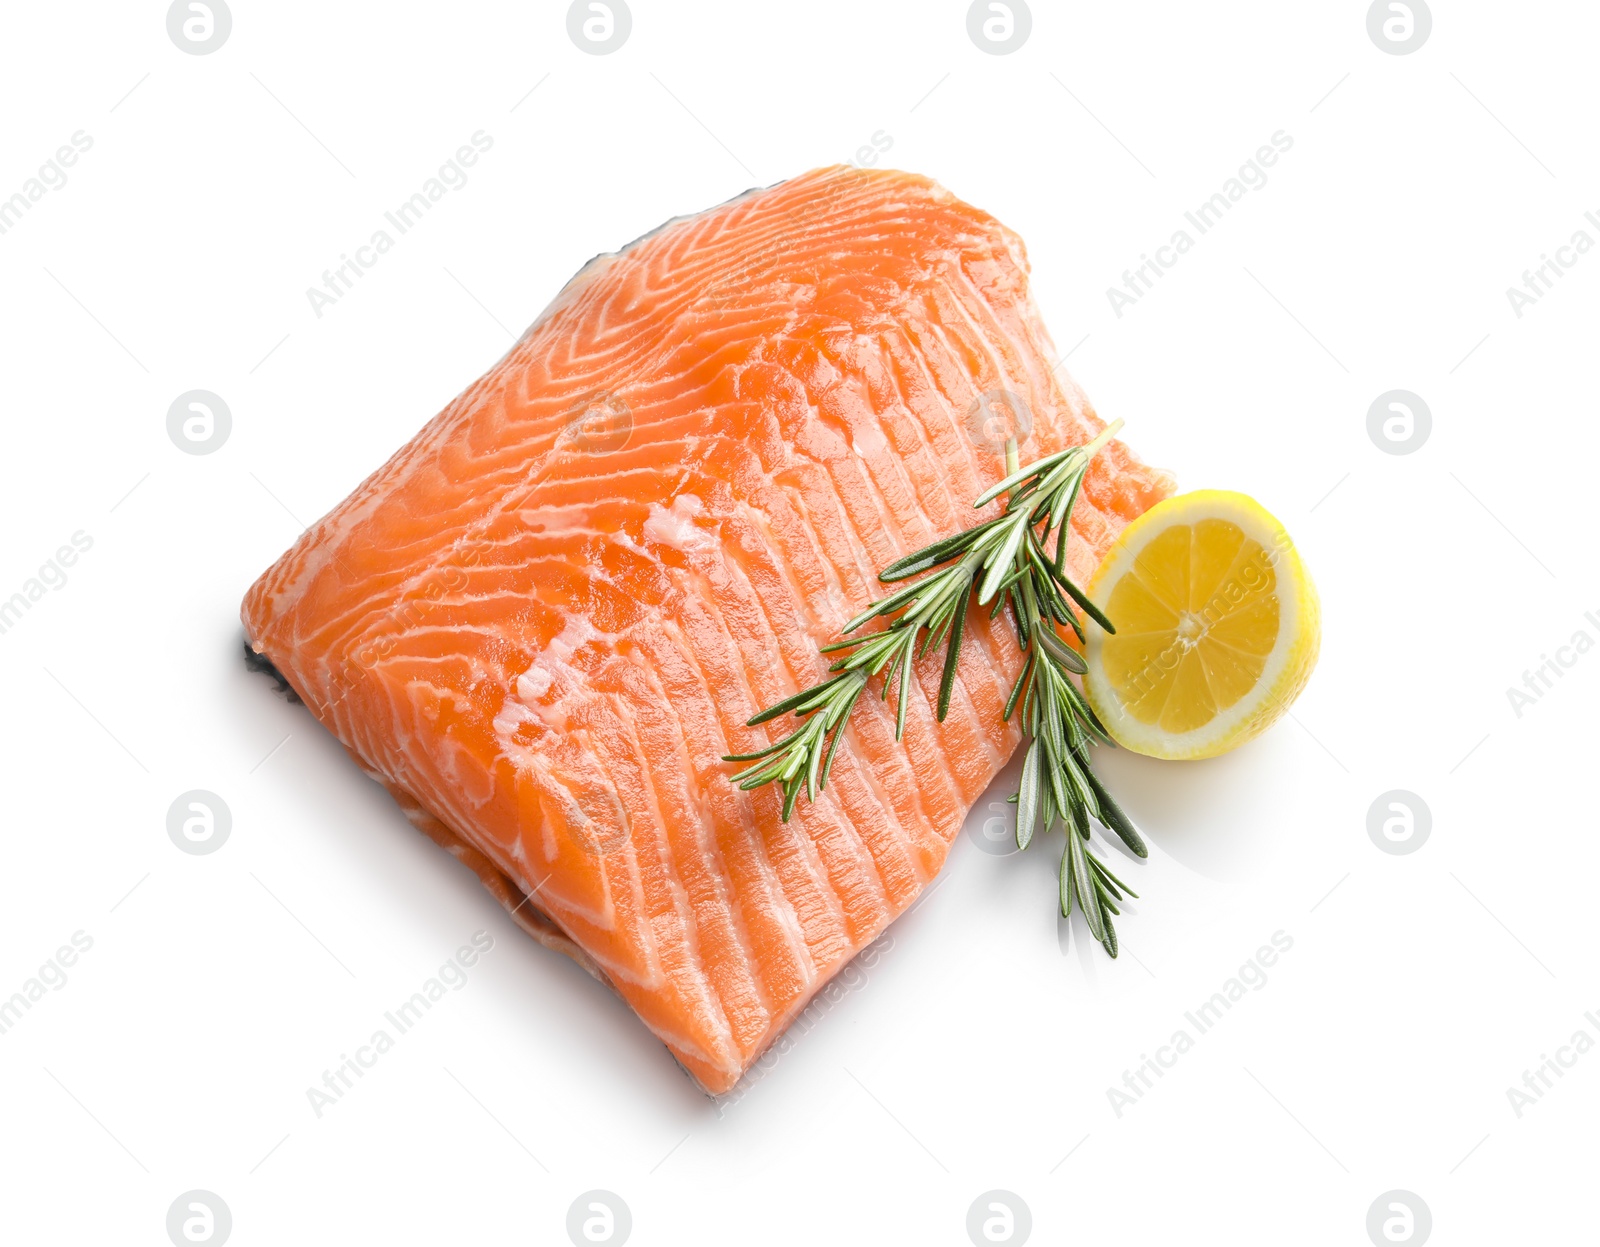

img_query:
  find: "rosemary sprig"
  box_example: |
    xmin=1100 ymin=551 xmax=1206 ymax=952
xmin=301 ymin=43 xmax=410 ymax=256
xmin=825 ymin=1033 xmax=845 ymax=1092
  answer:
xmin=724 ymin=418 xmax=1146 ymax=956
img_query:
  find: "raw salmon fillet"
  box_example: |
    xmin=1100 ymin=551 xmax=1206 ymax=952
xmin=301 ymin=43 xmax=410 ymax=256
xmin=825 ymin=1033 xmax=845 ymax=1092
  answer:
xmin=242 ymin=166 xmax=1173 ymax=1094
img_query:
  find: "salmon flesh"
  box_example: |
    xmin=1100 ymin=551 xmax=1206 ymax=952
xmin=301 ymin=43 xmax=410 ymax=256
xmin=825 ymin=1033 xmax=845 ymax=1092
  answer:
xmin=242 ymin=166 xmax=1174 ymax=1094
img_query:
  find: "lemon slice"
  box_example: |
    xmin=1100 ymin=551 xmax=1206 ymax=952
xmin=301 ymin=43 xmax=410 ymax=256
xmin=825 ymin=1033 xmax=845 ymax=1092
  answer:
xmin=1083 ymin=490 xmax=1319 ymax=760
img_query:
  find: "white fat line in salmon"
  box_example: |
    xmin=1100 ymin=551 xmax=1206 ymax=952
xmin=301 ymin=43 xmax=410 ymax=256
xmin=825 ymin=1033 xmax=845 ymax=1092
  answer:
xmin=1505 ymin=210 xmax=1600 ymax=319
xmin=304 ymin=130 xmax=495 ymax=320
xmin=1105 ymin=130 xmax=1294 ymax=320
xmin=1103 ymin=930 xmax=1293 ymax=1119
xmin=0 ymin=530 xmax=94 ymax=639
xmin=0 ymin=930 xmax=94 ymax=1037
xmin=0 ymin=130 xmax=94 ymax=238
xmin=304 ymin=930 xmax=494 ymax=1119
xmin=316 ymin=391 xmax=633 ymax=716
xmin=715 ymin=934 xmax=895 ymax=1114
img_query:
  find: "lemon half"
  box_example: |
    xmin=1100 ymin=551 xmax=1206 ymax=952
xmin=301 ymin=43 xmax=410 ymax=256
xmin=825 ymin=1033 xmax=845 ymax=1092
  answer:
xmin=1083 ymin=491 xmax=1319 ymax=760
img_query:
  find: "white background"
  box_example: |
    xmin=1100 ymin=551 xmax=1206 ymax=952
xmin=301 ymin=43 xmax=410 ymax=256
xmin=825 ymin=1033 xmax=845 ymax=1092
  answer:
xmin=1 ymin=1 xmax=1596 ymax=1243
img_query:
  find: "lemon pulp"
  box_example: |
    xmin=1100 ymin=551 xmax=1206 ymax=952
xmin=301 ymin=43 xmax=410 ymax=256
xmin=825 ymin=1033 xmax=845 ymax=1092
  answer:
xmin=1084 ymin=491 xmax=1319 ymax=760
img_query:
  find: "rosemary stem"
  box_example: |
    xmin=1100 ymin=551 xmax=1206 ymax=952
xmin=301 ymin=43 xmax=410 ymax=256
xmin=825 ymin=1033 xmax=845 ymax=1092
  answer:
xmin=1080 ymin=418 xmax=1123 ymax=463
